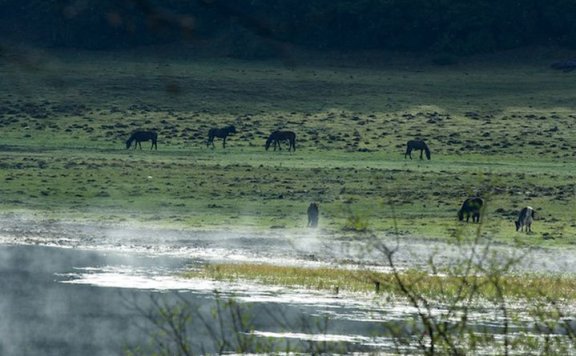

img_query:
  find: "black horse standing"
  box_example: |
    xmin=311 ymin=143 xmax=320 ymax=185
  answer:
xmin=307 ymin=202 xmax=319 ymax=228
xmin=126 ymin=131 xmax=158 ymax=150
xmin=458 ymin=197 xmax=484 ymax=223
xmin=405 ymin=140 xmax=431 ymax=160
xmin=265 ymin=131 xmax=296 ymax=152
xmin=207 ymin=125 xmax=236 ymax=148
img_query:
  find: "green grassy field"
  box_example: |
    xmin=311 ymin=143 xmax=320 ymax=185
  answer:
xmin=1 ymin=48 xmax=576 ymax=247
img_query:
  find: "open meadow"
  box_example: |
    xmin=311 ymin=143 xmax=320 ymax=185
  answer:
xmin=3 ymin=47 xmax=576 ymax=354
xmin=1 ymin=48 xmax=575 ymax=247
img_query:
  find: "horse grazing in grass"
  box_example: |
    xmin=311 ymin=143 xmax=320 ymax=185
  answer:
xmin=207 ymin=125 xmax=236 ymax=148
xmin=405 ymin=140 xmax=431 ymax=160
xmin=515 ymin=206 xmax=535 ymax=233
xmin=126 ymin=131 xmax=158 ymax=150
xmin=307 ymin=202 xmax=319 ymax=228
xmin=265 ymin=130 xmax=296 ymax=152
xmin=458 ymin=197 xmax=483 ymax=223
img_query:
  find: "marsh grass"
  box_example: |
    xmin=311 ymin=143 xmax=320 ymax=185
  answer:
xmin=187 ymin=263 xmax=576 ymax=301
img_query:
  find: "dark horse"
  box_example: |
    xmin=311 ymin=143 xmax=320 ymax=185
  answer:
xmin=207 ymin=125 xmax=236 ymax=148
xmin=307 ymin=202 xmax=319 ymax=228
xmin=405 ymin=140 xmax=431 ymax=160
xmin=265 ymin=131 xmax=296 ymax=152
xmin=458 ymin=197 xmax=484 ymax=223
xmin=126 ymin=131 xmax=157 ymax=150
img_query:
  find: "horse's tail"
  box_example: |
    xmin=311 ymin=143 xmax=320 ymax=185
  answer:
xmin=424 ymin=144 xmax=431 ymax=160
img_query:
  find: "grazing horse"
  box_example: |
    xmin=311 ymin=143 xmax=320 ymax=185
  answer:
xmin=265 ymin=130 xmax=296 ymax=152
xmin=515 ymin=206 xmax=535 ymax=233
xmin=405 ymin=140 xmax=431 ymax=160
xmin=207 ymin=125 xmax=236 ymax=148
xmin=126 ymin=131 xmax=158 ymax=150
xmin=307 ymin=202 xmax=319 ymax=228
xmin=458 ymin=197 xmax=483 ymax=223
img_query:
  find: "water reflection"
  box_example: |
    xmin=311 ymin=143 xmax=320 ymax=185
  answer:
xmin=58 ymin=259 xmax=576 ymax=355
xmin=2 ymin=237 xmax=576 ymax=355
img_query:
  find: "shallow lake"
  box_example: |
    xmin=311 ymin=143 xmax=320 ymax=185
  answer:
xmin=0 ymin=244 xmax=416 ymax=355
xmin=1 ymin=221 xmax=575 ymax=354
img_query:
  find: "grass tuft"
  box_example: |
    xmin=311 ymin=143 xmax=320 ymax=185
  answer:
xmin=186 ymin=263 xmax=576 ymax=301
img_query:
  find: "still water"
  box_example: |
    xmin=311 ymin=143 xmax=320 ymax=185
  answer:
xmin=0 ymin=244 xmax=406 ymax=355
xmin=1 ymin=229 xmax=575 ymax=355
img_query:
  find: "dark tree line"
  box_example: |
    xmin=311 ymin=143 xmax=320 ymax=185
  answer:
xmin=1 ymin=0 xmax=575 ymax=55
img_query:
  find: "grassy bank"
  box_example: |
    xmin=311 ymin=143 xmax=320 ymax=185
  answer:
xmin=186 ymin=262 xmax=576 ymax=301
xmin=1 ymin=48 xmax=576 ymax=246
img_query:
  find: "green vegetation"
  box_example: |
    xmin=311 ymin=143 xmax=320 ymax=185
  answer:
xmin=34 ymin=48 xmax=572 ymax=355
xmin=1 ymin=49 xmax=576 ymax=247
xmin=187 ymin=262 xmax=576 ymax=301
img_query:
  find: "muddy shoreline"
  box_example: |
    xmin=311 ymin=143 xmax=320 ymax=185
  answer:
xmin=0 ymin=214 xmax=574 ymax=275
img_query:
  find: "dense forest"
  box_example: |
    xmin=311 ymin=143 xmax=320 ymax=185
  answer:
xmin=1 ymin=0 xmax=576 ymax=55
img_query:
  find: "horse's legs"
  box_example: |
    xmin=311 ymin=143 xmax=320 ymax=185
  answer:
xmin=419 ymin=149 xmax=423 ymax=159
xmin=405 ymin=147 xmax=412 ymax=159
xmin=222 ymin=137 xmax=227 ymax=148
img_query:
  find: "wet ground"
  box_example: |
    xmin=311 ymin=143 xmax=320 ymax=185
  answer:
xmin=1 ymin=214 xmax=575 ymax=274
xmin=1 ymin=215 xmax=576 ymax=354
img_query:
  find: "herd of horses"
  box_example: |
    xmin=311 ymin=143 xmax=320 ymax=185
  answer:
xmin=127 ymin=128 xmax=432 ymax=156
xmin=125 ymin=128 xmax=534 ymax=233
xmin=305 ymin=197 xmax=533 ymax=232
xmin=125 ymin=126 xmax=428 ymax=157
xmin=125 ymin=126 xmax=296 ymax=152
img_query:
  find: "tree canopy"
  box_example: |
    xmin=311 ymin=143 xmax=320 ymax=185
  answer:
xmin=1 ymin=0 xmax=575 ymax=54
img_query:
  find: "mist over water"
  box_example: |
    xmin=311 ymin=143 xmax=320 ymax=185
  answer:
xmin=1 ymin=215 xmax=576 ymax=354
xmin=0 ymin=244 xmax=391 ymax=355
xmin=1 ymin=213 xmax=574 ymax=273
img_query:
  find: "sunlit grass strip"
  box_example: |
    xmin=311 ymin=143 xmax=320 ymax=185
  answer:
xmin=185 ymin=263 xmax=576 ymax=301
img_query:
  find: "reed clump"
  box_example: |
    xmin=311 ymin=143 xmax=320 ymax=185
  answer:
xmin=186 ymin=263 xmax=576 ymax=301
